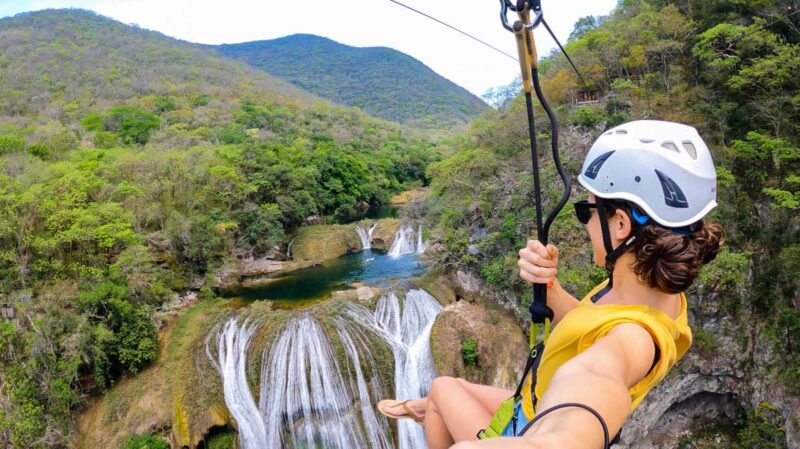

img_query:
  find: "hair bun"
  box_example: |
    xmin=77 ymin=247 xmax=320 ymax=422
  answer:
xmin=632 ymin=221 xmax=725 ymax=293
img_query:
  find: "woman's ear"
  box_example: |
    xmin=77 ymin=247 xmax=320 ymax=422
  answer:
xmin=613 ymin=208 xmax=633 ymax=241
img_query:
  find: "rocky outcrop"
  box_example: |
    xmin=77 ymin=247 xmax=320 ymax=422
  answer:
xmin=214 ymin=258 xmax=317 ymax=294
xmin=369 ymin=218 xmax=402 ymax=252
xmin=430 ymin=299 xmax=528 ymax=390
xmin=290 ymin=224 xmax=362 ymax=261
xmin=421 ymin=272 xmax=529 ymax=391
xmin=331 ymin=283 xmax=382 ymax=302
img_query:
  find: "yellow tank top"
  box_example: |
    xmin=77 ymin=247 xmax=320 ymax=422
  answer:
xmin=520 ymin=280 xmax=692 ymax=419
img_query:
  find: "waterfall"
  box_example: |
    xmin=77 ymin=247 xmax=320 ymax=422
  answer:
xmin=205 ymin=318 xmax=268 ymax=449
xmin=345 ymin=289 xmax=443 ymax=449
xmin=259 ymin=314 xmax=388 ymax=449
xmin=286 ymin=238 xmax=294 ymax=259
xmin=356 ymin=222 xmax=378 ymax=250
xmin=207 ymin=289 xmax=442 ymax=449
xmin=388 ymin=224 xmax=426 ymax=258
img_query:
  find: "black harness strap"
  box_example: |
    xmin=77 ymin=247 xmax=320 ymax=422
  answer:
xmin=519 ymin=402 xmax=611 ymax=449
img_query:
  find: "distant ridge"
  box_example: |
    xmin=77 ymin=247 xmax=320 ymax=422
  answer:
xmin=0 ymin=9 xmax=313 ymax=117
xmin=216 ymin=34 xmax=489 ymax=128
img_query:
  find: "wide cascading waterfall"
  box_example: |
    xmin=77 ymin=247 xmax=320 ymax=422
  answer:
xmin=356 ymin=222 xmax=378 ymax=250
xmin=206 ymin=288 xmax=442 ymax=449
xmin=346 ymin=289 xmax=443 ymax=449
xmin=388 ymin=224 xmax=426 ymax=258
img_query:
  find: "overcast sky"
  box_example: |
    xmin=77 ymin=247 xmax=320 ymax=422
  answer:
xmin=0 ymin=0 xmax=617 ymax=97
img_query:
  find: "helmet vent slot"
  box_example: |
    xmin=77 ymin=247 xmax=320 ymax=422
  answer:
xmin=583 ymin=151 xmax=615 ymax=180
xmin=640 ymin=138 xmax=655 ymax=144
xmin=682 ymin=141 xmax=698 ymax=159
xmin=615 ymin=129 xmax=628 ymax=135
xmin=661 ymin=141 xmax=680 ymax=153
xmin=655 ymin=169 xmax=689 ymax=209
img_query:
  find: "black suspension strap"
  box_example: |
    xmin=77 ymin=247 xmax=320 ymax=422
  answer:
xmin=518 ymin=402 xmax=611 ymax=449
xmin=498 ymin=0 xmax=574 ymax=327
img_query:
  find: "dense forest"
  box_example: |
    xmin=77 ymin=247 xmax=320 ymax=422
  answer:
xmin=215 ymin=34 xmax=489 ymax=128
xmin=425 ymin=0 xmax=799 ymax=446
xmin=0 ymin=9 xmax=437 ymax=448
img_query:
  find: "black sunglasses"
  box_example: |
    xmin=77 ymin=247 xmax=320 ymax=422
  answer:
xmin=573 ymin=200 xmax=597 ymax=224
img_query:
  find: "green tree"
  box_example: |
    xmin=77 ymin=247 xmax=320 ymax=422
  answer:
xmin=239 ymin=203 xmax=284 ymax=253
xmin=104 ymin=105 xmax=161 ymax=145
xmin=81 ymin=112 xmax=105 ymax=132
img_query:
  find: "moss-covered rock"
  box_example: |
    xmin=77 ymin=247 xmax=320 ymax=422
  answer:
xmin=370 ymin=218 xmax=402 ymax=252
xmin=290 ymin=224 xmax=362 ymax=261
xmin=411 ymin=269 xmax=457 ymax=307
xmin=429 ymin=292 xmax=527 ymax=390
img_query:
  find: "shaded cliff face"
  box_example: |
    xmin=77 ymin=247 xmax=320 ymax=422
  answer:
xmin=619 ymin=287 xmax=800 ymax=449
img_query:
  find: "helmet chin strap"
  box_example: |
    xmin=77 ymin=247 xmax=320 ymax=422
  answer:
xmin=595 ymin=197 xmax=648 ymax=289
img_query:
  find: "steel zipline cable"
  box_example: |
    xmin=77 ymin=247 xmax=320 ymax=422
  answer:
xmin=387 ymin=0 xmax=519 ymax=62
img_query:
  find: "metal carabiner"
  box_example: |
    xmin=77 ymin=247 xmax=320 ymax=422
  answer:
xmin=500 ymin=0 xmax=543 ymax=31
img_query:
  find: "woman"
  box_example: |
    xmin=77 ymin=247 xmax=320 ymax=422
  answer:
xmin=378 ymin=121 xmax=724 ymax=449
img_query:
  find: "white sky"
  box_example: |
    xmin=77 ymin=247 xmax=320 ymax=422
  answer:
xmin=0 ymin=0 xmax=617 ymax=96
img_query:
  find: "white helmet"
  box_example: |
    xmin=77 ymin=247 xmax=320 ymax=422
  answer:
xmin=578 ymin=120 xmax=717 ymax=228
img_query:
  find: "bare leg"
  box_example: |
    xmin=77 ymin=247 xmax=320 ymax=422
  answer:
xmin=455 ymin=378 xmax=513 ymax=414
xmin=422 ymin=376 xmax=506 ymax=449
xmin=405 ymin=378 xmax=512 ymax=417
xmin=380 ymin=378 xmax=514 ymax=449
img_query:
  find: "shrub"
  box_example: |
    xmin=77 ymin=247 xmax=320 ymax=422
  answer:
xmin=0 ymin=135 xmax=26 ymax=154
xmin=80 ymin=113 xmax=105 ymax=132
xmin=27 ymin=142 xmax=50 ymax=159
xmin=122 ymin=434 xmax=169 ymax=449
xmin=569 ymin=107 xmax=606 ymax=129
xmin=480 ymin=257 xmax=506 ymax=286
xmin=93 ymin=131 xmax=120 ymax=149
xmin=736 ymin=403 xmax=787 ymax=449
xmin=461 ymin=338 xmax=479 ymax=367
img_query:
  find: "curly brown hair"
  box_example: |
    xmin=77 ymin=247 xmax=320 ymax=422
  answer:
xmin=603 ymin=201 xmax=725 ymax=294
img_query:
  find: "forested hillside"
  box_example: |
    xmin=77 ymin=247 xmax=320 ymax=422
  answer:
xmin=216 ymin=34 xmax=490 ymax=128
xmin=425 ymin=0 xmax=799 ymax=446
xmin=0 ymin=10 xmax=437 ymax=448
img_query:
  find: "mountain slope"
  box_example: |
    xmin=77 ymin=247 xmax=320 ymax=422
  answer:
xmin=215 ymin=34 xmax=489 ymax=127
xmin=0 ymin=9 xmax=313 ymax=119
